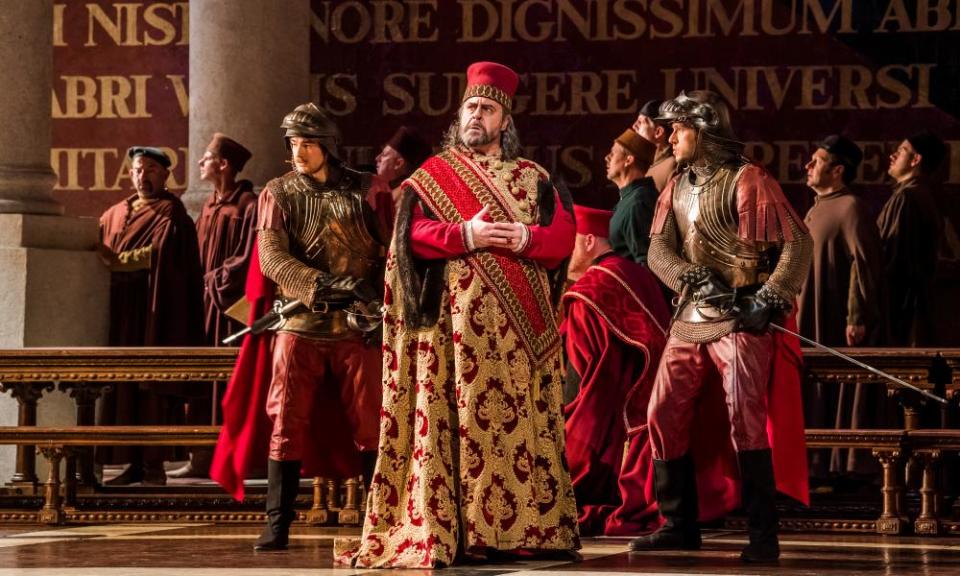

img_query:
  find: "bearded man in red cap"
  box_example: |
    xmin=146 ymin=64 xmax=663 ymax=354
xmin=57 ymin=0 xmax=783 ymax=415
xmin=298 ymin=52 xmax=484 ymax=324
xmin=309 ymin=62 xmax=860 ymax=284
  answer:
xmin=346 ymin=61 xmax=579 ymax=568
xmin=562 ymin=204 xmax=671 ymax=535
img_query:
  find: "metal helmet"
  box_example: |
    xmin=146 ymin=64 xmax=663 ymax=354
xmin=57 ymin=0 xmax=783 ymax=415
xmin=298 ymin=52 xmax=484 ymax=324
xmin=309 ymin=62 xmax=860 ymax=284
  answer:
xmin=281 ymin=102 xmax=341 ymax=158
xmin=657 ymin=90 xmax=743 ymax=163
xmin=656 ymin=90 xmax=738 ymax=142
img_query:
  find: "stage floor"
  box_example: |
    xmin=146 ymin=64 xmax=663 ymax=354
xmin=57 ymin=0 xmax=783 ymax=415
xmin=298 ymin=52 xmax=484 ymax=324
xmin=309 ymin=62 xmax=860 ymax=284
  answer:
xmin=1 ymin=524 xmax=959 ymax=575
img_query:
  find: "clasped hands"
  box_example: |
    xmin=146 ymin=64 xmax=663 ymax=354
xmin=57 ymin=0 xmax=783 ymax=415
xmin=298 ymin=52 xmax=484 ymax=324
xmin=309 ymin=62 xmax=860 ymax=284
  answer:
xmin=468 ymin=205 xmax=527 ymax=251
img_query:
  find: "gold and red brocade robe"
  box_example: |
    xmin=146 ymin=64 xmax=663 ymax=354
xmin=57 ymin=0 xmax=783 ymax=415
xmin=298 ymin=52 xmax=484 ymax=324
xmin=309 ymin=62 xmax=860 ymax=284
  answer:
xmin=350 ymin=148 xmax=579 ymax=568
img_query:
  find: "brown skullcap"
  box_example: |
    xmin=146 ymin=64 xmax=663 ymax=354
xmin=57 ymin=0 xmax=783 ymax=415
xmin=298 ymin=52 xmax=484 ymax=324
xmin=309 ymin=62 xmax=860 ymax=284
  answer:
xmin=386 ymin=126 xmax=432 ymax=170
xmin=615 ymin=129 xmax=656 ymax=166
xmin=206 ymin=133 xmax=252 ymax=172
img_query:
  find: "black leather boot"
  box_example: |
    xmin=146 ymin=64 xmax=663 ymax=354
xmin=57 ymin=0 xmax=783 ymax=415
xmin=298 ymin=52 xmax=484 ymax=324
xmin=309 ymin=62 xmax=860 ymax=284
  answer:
xmin=738 ymin=449 xmax=780 ymax=563
xmin=254 ymin=459 xmax=301 ymax=551
xmin=629 ymin=454 xmax=701 ymax=551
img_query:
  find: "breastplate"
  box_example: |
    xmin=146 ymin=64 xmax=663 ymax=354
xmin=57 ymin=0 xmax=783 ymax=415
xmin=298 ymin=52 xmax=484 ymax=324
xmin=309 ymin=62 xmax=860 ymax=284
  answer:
xmin=672 ymin=164 xmax=774 ymax=289
xmin=273 ymin=172 xmax=385 ymax=285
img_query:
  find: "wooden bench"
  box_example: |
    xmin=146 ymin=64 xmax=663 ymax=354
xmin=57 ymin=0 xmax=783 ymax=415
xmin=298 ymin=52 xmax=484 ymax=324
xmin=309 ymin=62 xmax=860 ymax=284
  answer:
xmin=0 ymin=425 xmax=360 ymax=526
xmin=0 ymin=426 xmax=219 ymax=524
xmin=905 ymin=430 xmax=960 ymax=535
xmin=2 ymin=346 xmax=959 ymax=533
xmin=806 ymin=429 xmax=910 ymax=534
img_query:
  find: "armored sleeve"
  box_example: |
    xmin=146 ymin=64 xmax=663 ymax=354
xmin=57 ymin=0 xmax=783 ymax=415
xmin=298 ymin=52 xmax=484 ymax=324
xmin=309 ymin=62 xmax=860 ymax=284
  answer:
xmin=761 ymin=211 xmax=813 ymax=306
xmin=258 ymin=228 xmax=320 ymax=307
xmin=648 ymin=209 xmax=696 ymax=294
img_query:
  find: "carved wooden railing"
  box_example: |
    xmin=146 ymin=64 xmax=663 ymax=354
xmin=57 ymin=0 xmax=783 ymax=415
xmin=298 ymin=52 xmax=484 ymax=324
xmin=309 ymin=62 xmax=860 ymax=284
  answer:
xmin=0 ymin=348 xmax=236 ymax=489
xmin=0 ymin=347 xmax=358 ymax=526
xmin=1 ymin=346 xmax=959 ymax=533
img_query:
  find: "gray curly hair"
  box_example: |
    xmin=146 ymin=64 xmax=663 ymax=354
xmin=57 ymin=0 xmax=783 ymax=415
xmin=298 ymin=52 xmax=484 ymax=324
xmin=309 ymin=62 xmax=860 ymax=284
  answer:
xmin=441 ymin=108 xmax=522 ymax=161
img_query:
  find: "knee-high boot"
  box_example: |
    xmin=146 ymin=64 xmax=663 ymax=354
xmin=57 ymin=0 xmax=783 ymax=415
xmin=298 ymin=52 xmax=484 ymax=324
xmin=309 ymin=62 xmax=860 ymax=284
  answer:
xmin=629 ymin=454 xmax=701 ymax=551
xmin=254 ymin=459 xmax=301 ymax=551
xmin=738 ymin=449 xmax=779 ymax=563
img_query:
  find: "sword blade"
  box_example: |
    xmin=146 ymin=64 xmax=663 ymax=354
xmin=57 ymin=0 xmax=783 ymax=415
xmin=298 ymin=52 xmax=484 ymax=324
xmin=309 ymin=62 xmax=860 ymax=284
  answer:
xmin=770 ymin=322 xmax=948 ymax=405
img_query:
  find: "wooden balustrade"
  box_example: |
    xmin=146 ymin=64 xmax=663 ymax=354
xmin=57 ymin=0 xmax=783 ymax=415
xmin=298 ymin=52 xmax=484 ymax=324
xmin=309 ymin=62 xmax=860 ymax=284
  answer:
xmin=0 ymin=346 xmax=959 ymax=532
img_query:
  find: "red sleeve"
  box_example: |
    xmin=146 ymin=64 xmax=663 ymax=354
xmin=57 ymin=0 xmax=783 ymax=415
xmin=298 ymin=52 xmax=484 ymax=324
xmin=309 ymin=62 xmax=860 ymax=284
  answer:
xmin=257 ymin=187 xmax=284 ymax=231
xmin=410 ymin=202 xmax=468 ymax=259
xmin=519 ymin=192 xmax=575 ymax=269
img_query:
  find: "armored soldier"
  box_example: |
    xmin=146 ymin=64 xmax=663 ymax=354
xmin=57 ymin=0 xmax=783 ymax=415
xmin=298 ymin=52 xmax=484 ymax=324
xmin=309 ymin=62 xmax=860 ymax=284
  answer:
xmin=629 ymin=91 xmax=812 ymax=563
xmin=253 ymin=103 xmax=387 ymax=551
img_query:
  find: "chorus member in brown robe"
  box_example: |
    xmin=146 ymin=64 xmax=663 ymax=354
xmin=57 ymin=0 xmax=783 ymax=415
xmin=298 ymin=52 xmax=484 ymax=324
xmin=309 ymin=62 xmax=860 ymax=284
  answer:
xmin=97 ymin=146 xmax=205 ymax=485
xmin=562 ymin=205 xmax=671 ymax=535
xmin=633 ymin=99 xmax=677 ymax=193
xmin=878 ymin=131 xmax=945 ymax=347
xmin=168 ymin=135 xmax=256 ymax=480
xmin=798 ymin=135 xmax=885 ymax=479
xmin=195 ymin=133 xmax=256 ymax=346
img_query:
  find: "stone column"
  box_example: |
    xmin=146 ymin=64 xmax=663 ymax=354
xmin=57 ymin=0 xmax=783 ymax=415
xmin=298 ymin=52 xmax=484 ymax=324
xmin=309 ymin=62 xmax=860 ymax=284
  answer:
xmin=0 ymin=0 xmax=110 ymax=485
xmin=182 ymin=0 xmax=312 ymax=216
xmin=0 ymin=1 xmax=61 ymax=216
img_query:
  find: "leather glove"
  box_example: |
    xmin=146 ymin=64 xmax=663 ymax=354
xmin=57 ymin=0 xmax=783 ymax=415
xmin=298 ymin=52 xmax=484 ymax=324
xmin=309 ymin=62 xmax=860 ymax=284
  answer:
xmin=681 ymin=266 xmax=734 ymax=312
xmin=312 ymin=273 xmax=357 ymax=310
xmin=350 ymin=278 xmax=380 ymax=303
xmin=735 ymin=292 xmax=775 ymax=333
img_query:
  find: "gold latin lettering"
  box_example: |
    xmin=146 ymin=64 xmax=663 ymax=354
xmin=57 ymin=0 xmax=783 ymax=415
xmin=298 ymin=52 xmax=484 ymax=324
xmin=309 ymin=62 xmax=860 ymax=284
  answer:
xmin=143 ymin=3 xmax=178 ymax=46
xmin=796 ymin=66 xmax=832 ymax=109
xmin=459 ymin=0 xmax=498 ymax=42
xmin=516 ymin=0 xmax=554 ymax=41
xmin=799 ymin=0 xmax=854 ymax=34
xmin=50 ymin=149 xmax=82 ymax=191
xmin=85 ymin=3 xmax=140 ymax=47
xmin=53 ymin=3 xmax=67 ymax=47
xmin=650 ymin=0 xmax=684 ymax=38
xmin=875 ymin=0 xmax=914 ymax=32
xmin=612 ymin=0 xmax=646 ymax=39
xmin=167 ymin=75 xmax=189 ymax=117
xmin=383 ymin=74 xmax=416 ymax=115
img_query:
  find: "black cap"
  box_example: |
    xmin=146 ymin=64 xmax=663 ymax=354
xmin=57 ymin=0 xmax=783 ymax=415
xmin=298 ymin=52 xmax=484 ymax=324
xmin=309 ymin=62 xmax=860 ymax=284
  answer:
xmin=907 ymin=130 xmax=946 ymax=174
xmin=819 ymin=135 xmax=863 ymax=173
xmin=127 ymin=146 xmax=171 ymax=168
xmin=639 ymin=99 xmax=663 ymax=120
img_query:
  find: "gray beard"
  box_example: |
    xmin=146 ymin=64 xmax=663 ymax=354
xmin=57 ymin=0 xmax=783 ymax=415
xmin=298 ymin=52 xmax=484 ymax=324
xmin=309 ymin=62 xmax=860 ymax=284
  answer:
xmin=461 ymin=126 xmax=496 ymax=148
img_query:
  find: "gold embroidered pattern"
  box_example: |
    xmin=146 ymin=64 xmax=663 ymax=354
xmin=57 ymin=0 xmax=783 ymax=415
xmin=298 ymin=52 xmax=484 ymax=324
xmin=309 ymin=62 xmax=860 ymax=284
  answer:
xmin=411 ymin=151 xmax=560 ymax=366
xmin=463 ymin=84 xmax=512 ymax=111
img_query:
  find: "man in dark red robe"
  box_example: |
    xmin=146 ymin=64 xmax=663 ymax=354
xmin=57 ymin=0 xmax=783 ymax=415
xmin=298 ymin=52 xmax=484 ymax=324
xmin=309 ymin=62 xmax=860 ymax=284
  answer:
xmin=170 ymin=134 xmax=256 ymax=479
xmin=562 ymin=205 xmax=671 ymax=535
xmin=196 ymin=133 xmax=257 ymax=346
xmin=563 ymin=206 xmax=740 ymax=537
xmin=97 ymin=146 xmax=205 ymax=485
